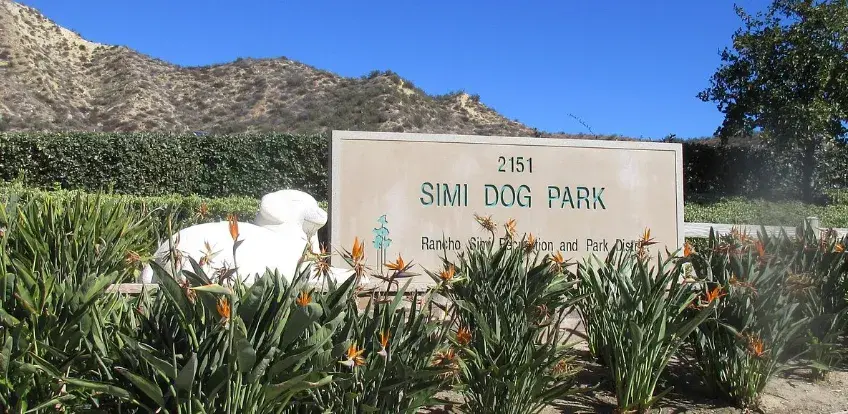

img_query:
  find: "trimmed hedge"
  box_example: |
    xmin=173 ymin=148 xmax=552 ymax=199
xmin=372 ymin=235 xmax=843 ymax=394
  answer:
xmin=680 ymin=141 xmax=797 ymax=198
xmin=0 ymin=131 xmax=328 ymax=199
xmin=676 ymin=138 xmax=848 ymax=200
xmin=1 ymin=132 xmax=847 ymax=203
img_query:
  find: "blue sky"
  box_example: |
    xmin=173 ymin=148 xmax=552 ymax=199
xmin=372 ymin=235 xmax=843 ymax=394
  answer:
xmin=19 ymin=0 xmax=773 ymax=140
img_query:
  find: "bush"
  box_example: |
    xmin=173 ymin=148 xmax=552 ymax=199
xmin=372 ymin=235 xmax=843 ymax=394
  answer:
xmin=685 ymin=197 xmax=848 ymax=228
xmin=0 ymin=191 xmax=154 ymax=411
xmin=683 ymin=226 xmax=838 ymax=409
xmin=0 ymin=182 xmax=261 ymax=249
xmin=772 ymin=222 xmax=848 ymax=380
xmin=679 ymin=140 xmax=800 ymax=199
xmin=296 ymin=280 xmax=451 ymax=413
xmin=575 ymin=231 xmax=714 ymax=413
xmin=0 ymin=131 xmax=329 ymax=199
xmin=425 ymin=216 xmax=584 ymax=414
xmin=0 ymin=192 xmax=452 ymax=412
xmin=73 ymin=256 xmax=354 ymax=412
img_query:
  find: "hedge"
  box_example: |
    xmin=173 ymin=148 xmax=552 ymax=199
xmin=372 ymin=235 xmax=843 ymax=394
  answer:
xmin=1 ymin=132 xmax=847 ymax=203
xmin=677 ymin=138 xmax=848 ymax=200
xmin=0 ymin=131 xmax=328 ymax=199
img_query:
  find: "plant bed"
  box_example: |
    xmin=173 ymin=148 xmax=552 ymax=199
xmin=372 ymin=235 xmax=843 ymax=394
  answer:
xmin=421 ymin=321 xmax=848 ymax=413
xmin=3 ymin=191 xmax=848 ymax=413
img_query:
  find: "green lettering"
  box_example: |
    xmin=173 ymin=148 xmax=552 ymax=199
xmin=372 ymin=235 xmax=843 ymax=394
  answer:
xmin=502 ymin=184 xmax=516 ymax=207
xmin=576 ymin=187 xmax=590 ymax=209
xmin=548 ymin=186 xmax=560 ymax=208
xmin=443 ymin=184 xmax=462 ymax=206
xmin=517 ymin=184 xmax=531 ymax=207
xmin=593 ymin=187 xmax=606 ymax=209
xmin=561 ymin=187 xmax=574 ymax=209
xmin=484 ymin=184 xmax=498 ymax=206
xmin=420 ymin=182 xmax=434 ymax=206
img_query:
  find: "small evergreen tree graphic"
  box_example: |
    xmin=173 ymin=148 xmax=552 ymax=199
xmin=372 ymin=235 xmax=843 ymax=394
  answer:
xmin=372 ymin=215 xmax=392 ymax=273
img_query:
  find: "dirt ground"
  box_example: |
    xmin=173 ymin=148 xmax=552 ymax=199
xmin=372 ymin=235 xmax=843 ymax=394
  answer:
xmin=423 ymin=316 xmax=848 ymax=413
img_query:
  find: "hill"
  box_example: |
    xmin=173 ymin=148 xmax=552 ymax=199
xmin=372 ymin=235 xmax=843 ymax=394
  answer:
xmin=0 ymin=0 xmax=633 ymax=139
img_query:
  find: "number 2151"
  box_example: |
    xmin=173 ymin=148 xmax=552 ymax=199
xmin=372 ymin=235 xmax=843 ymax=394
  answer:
xmin=498 ymin=156 xmax=533 ymax=173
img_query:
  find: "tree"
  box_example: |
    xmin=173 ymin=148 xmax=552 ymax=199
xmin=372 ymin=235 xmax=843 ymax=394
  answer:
xmin=699 ymin=0 xmax=848 ymax=202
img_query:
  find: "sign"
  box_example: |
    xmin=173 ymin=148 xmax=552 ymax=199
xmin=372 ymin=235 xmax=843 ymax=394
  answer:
xmin=329 ymin=130 xmax=684 ymax=289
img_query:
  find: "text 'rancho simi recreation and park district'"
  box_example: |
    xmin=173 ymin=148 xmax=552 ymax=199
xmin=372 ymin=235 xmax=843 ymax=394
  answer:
xmin=330 ymin=130 xmax=684 ymax=288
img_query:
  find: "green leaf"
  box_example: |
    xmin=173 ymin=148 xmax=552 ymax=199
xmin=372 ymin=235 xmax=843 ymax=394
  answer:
xmin=81 ymin=274 xmax=117 ymax=304
xmin=190 ymin=283 xmax=234 ymax=296
xmin=235 ymin=337 xmax=257 ymax=373
xmin=25 ymin=395 xmax=77 ymax=413
xmin=279 ymin=302 xmax=323 ymax=349
xmin=0 ymin=307 xmax=20 ymax=327
xmin=249 ymin=347 xmax=277 ymax=383
xmin=263 ymin=373 xmax=333 ymax=402
xmin=115 ymin=366 xmax=166 ymax=407
xmin=175 ymin=353 xmax=197 ymax=392
xmin=62 ymin=377 xmax=133 ymax=400
xmin=136 ymin=345 xmax=176 ymax=380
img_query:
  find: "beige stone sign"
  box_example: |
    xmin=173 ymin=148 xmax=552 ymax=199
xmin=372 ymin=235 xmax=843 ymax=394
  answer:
xmin=330 ymin=130 xmax=684 ymax=289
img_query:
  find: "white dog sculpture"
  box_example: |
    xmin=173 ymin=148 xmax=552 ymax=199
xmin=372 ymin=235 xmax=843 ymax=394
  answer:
xmin=253 ymin=189 xmax=326 ymax=255
xmin=139 ymin=189 xmax=359 ymax=287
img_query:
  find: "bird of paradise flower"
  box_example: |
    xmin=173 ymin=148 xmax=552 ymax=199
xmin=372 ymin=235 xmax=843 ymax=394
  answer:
xmin=372 ymin=214 xmax=392 ymax=273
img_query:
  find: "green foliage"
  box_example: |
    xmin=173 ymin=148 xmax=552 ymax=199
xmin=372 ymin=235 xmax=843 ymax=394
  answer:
xmin=699 ymin=0 xmax=848 ymax=201
xmin=759 ymin=221 xmax=848 ymax=380
xmin=685 ymin=196 xmax=848 ymax=228
xmin=0 ymin=182 xmax=263 ymax=250
xmin=4 ymin=131 xmax=848 ymax=206
xmin=0 ymin=189 xmax=454 ymax=413
xmin=294 ymin=281 xmax=451 ymax=413
xmin=70 ymin=253 xmax=357 ymax=412
xmin=0 ymin=191 xmax=154 ymax=411
xmin=0 ymin=131 xmax=329 ymax=199
xmin=2 ymin=179 xmax=848 ymax=413
xmin=685 ymin=227 xmax=811 ymax=409
xmin=427 ymin=219 xmax=584 ymax=414
xmin=677 ymin=138 xmax=802 ymax=200
xmin=575 ymin=240 xmax=714 ymax=413
xmin=2 ymin=190 xmax=156 ymax=284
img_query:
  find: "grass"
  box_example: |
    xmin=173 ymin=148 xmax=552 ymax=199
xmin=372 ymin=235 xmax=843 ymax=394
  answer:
xmin=685 ymin=196 xmax=848 ymax=228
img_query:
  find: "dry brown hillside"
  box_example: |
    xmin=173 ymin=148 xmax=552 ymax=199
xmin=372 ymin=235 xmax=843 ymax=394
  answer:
xmin=0 ymin=0 xmax=609 ymax=138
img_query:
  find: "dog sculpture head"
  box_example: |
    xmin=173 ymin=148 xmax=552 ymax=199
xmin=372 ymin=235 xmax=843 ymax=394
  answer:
xmin=254 ymin=190 xmax=327 ymax=247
